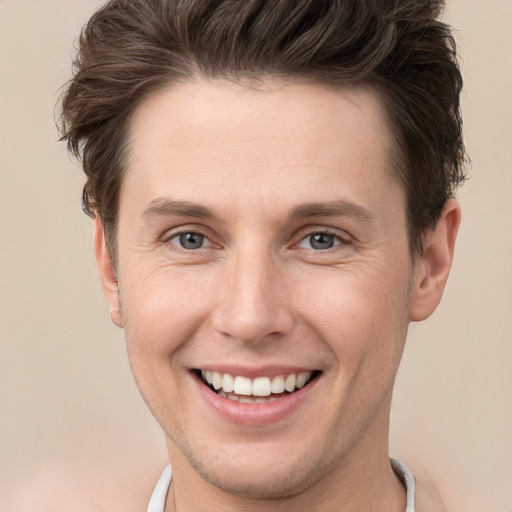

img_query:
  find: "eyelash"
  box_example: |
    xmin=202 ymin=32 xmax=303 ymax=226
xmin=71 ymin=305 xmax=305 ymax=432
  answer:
xmin=162 ymin=228 xmax=349 ymax=253
xmin=295 ymin=230 xmax=346 ymax=251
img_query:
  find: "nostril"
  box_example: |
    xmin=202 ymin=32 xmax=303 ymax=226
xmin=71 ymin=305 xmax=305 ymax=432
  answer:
xmin=211 ymin=305 xmax=295 ymax=345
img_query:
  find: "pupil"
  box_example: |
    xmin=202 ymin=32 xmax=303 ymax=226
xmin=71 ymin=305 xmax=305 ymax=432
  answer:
xmin=310 ymin=233 xmax=334 ymax=250
xmin=180 ymin=232 xmax=203 ymax=249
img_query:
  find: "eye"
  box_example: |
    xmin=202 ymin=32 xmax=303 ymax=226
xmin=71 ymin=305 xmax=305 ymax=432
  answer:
xmin=168 ymin=231 xmax=211 ymax=250
xmin=298 ymin=232 xmax=342 ymax=251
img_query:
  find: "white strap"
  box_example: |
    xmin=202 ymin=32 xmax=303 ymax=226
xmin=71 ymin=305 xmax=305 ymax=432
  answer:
xmin=147 ymin=465 xmax=172 ymax=512
xmin=391 ymin=458 xmax=416 ymax=512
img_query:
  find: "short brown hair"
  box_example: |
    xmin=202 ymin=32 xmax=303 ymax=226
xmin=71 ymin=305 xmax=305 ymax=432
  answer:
xmin=59 ymin=0 xmax=467 ymax=260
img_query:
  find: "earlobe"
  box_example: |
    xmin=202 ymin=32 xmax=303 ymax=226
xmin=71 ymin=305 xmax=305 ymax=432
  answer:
xmin=409 ymin=199 xmax=461 ymax=322
xmin=93 ymin=216 xmax=123 ymax=328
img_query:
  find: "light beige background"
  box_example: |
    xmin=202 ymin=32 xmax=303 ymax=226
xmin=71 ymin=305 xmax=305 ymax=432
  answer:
xmin=1 ymin=0 xmax=510 ymax=510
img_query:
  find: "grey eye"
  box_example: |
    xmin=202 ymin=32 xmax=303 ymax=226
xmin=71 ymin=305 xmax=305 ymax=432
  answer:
xmin=298 ymin=232 xmax=341 ymax=251
xmin=310 ymin=233 xmax=335 ymax=250
xmin=172 ymin=232 xmax=207 ymax=250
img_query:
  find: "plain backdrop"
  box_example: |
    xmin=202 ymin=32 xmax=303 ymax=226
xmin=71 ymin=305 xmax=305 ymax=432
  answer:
xmin=1 ymin=1 xmax=511 ymax=510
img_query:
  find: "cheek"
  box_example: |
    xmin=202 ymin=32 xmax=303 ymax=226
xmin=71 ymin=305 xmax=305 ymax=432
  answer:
xmin=120 ymin=266 xmax=213 ymax=351
xmin=292 ymin=266 xmax=411 ymax=365
xmin=118 ymin=272 xmax=209 ymax=421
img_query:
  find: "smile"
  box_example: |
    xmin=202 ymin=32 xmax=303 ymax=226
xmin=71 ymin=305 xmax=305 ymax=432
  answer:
xmin=198 ymin=370 xmax=320 ymax=404
xmin=192 ymin=367 xmax=322 ymax=425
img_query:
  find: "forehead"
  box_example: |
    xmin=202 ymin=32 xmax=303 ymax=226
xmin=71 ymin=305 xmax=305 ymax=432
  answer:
xmin=128 ymin=79 xmax=393 ymax=161
xmin=122 ymin=79 xmax=402 ymax=222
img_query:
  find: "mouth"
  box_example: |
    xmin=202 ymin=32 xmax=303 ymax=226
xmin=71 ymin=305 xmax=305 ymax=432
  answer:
xmin=194 ymin=369 xmax=322 ymax=404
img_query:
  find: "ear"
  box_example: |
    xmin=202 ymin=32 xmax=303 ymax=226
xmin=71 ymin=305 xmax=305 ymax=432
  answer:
xmin=93 ymin=216 xmax=123 ymax=328
xmin=409 ymin=199 xmax=461 ymax=322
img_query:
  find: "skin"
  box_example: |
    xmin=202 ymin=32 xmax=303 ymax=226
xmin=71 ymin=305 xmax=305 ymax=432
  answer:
xmin=94 ymin=79 xmax=460 ymax=512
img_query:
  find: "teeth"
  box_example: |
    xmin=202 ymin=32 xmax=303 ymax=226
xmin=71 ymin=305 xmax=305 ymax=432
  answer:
xmin=284 ymin=374 xmax=296 ymax=392
xmin=296 ymin=372 xmax=309 ymax=389
xmin=233 ymin=376 xmax=252 ymax=395
xmin=271 ymin=375 xmax=285 ymax=394
xmin=212 ymin=372 xmax=222 ymax=390
xmin=222 ymin=373 xmax=234 ymax=392
xmin=218 ymin=390 xmax=239 ymax=401
xmin=200 ymin=370 xmax=313 ymax=397
xmin=252 ymin=377 xmax=272 ymax=397
xmin=218 ymin=390 xmax=278 ymax=404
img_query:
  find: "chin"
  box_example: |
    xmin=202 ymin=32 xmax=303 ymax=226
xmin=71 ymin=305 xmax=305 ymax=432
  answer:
xmin=180 ymin=438 xmax=336 ymax=500
xmin=196 ymin=464 xmax=318 ymax=500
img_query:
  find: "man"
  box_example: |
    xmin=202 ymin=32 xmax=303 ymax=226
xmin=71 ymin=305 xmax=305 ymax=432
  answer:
xmin=59 ymin=1 xmax=466 ymax=510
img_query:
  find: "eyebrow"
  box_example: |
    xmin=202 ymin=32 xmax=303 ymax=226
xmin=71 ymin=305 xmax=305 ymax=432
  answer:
xmin=287 ymin=200 xmax=374 ymax=223
xmin=141 ymin=197 xmax=374 ymax=224
xmin=141 ymin=198 xmax=215 ymax=220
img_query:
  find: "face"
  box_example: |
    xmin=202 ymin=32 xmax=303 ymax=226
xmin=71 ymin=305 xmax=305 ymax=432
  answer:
xmin=96 ymin=79 xmax=450 ymax=499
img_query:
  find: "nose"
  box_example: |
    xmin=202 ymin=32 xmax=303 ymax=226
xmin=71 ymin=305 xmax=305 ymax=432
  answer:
xmin=211 ymin=249 xmax=294 ymax=345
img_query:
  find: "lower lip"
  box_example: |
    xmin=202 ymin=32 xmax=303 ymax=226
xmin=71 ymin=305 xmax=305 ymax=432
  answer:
xmin=192 ymin=373 xmax=320 ymax=426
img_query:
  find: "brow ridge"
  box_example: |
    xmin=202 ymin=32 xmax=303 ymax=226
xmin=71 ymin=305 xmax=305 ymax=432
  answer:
xmin=287 ymin=200 xmax=374 ymax=222
xmin=141 ymin=198 xmax=215 ymax=220
xmin=141 ymin=197 xmax=373 ymax=225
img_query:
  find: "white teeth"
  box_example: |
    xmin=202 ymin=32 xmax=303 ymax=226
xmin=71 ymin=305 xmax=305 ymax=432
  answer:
xmin=233 ymin=376 xmax=252 ymax=396
xmin=252 ymin=377 xmax=272 ymax=397
xmin=296 ymin=372 xmax=310 ymax=389
xmin=200 ymin=370 xmax=314 ymax=398
xmin=212 ymin=372 xmax=222 ymax=390
xmin=222 ymin=373 xmax=234 ymax=393
xmin=271 ymin=375 xmax=285 ymax=394
xmin=284 ymin=374 xmax=296 ymax=392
